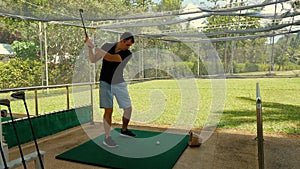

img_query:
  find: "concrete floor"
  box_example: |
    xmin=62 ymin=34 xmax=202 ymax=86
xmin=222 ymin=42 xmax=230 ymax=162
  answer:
xmin=8 ymin=123 xmax=300 ymax=169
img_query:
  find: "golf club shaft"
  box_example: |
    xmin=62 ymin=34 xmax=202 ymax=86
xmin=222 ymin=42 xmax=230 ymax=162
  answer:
xmin=7 ymin=106 xmax=27 ymax=169
xmin=0 ymin=141 xmax=8 ymax=169
xmin=22 ymin=100 xmax=44 ymax=169
xmin=79 ymin=10 xmax=88 ymax=38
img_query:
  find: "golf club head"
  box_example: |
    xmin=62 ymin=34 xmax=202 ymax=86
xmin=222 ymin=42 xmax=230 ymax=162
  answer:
xmin=1 ymin=109 xmax=7 ymax=117
xmin=0 ymin=99 xmax=10 ymax=107
xmin=79 ymin=9 xmax=83 ymax=13
xmin=11 ymin=91 xmax=25 ymax=100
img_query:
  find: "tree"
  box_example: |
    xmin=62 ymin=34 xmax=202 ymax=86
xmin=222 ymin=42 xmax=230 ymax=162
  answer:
xmin=11 ymin=41 xmax=39 ymax=60
xmin=203 ymin=0 xmax=266 ymax=73
xmin=155 ymin=0 xmax=183 ymax=11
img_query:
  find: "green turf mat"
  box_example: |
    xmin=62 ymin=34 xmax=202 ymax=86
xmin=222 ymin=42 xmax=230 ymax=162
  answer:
xmin=56 ymin=128 xmax=189 ymax=169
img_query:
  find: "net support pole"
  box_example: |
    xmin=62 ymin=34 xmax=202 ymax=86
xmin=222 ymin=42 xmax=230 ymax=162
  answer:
xmin=39 ymin=22 xmax=44 ymax=87
xmin=44 ymin=22 xmax=49 ymax=94
xmin=270 ymin=0 xmax=278 ymax=73
xmin=197 ymin=43 xmax=200 ymax=76
xmin=155 ymin=42 xmax=158 ymax=78
xmin=256 ymin=83 xmax=264 ymax=169
xmin=90 ymin=83 xmax=94 ymax=124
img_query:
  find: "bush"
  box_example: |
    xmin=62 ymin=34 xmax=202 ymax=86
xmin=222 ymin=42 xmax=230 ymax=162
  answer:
xmin=233 ymin=63 xmax=244 ymax=73
xmin=192 ymin=61 xmax=208 ymax=76
xmin=0 ymin=58 xmax=41 ymax=89
xmin=244 ymin=62 xmax=259 ymax=72
xmin=257 ymin=63 xmax=270 ymax=71
xmin=11 ymin=41 xmax=39 ymax=60
xmin=171 ymin=62 xmax=194 ymax=77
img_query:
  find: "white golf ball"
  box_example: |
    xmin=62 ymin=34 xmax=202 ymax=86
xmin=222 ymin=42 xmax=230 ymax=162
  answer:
xmin=156 ymin=141 xmax=160 ymax=145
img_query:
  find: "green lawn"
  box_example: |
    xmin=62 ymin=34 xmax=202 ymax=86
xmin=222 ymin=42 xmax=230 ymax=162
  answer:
xmin=113 ymin=78 xmax=300 ymax=134
xmin=220 ymin=78 xmax=300 ymax=133
xmin=1 ymin=78 xmax=299 ymax=134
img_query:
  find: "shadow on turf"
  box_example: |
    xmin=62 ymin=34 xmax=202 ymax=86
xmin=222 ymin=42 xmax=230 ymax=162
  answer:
xmin=218 ymin=97 xmax=300 ymax=133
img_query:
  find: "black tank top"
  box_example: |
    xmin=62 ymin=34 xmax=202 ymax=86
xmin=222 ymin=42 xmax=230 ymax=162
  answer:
xmin=100 ymin=43 xmax=132 ymax=84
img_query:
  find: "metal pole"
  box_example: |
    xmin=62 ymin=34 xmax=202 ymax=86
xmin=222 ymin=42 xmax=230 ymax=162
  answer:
xmin=90 ymin=84 xmax=94 ymax=124
xmin=197 ymin=43 xmax=200 ymax=76
xmin=155 ymin=43 xmax=158 ymax=78
xmin=142 ymin=38 xmax=144 ymax=79
xmin=256 ymin=83 xmax=264 ymax=169
xmin=44 ymin=22 xmax=49 ymax=93
xmin=270 ymin=0 xmax=278 ymax=73
xmin=39 ymin=22 xmax=44 ymax=87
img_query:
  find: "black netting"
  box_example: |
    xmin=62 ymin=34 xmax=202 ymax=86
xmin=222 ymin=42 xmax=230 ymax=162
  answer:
xmin=0 ymin=0 xmax=299 ymax=41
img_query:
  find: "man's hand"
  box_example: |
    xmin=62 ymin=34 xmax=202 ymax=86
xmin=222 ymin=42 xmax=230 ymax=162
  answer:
xmin=85 ymin=38 xmax=95 ymax=48
xmin=85 ymin=38 xmax=122 ymax=63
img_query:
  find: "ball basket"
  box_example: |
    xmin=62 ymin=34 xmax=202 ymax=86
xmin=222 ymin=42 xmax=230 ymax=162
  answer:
xmin=188 ymin=130 xmax=202 ymax=147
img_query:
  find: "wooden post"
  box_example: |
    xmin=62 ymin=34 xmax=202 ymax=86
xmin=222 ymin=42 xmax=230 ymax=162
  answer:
xmin=34 ymin=90 xmax=39 ymax=116
xmin=66 ymin=86 xmax=70 ymax=109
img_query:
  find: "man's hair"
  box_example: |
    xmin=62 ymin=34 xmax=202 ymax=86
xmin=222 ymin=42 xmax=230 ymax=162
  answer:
xmin=120 ymin=32 xmax=135 ymax=43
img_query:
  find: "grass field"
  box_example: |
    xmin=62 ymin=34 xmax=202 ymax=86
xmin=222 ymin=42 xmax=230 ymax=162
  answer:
xmin=1 ymin=78 xmax=299 ymax=134
xmin=219 ymin=78 xmax=300 ymax=133
xmin=127 ymin=78 xmax=300 ymax=134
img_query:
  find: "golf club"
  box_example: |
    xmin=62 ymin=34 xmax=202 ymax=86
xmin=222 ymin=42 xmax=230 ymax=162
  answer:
xmin=0 ymin=100 xmax=9 ymax=107
xmin=0 ymin=109 xmax=8 ymax=168
xmin=11 ymin=91 xmax=44 ymax=169
xmin=0 ymin=138 xmax=8 ymax=169
xmin=79 ymin=9 xmax=88 ymax=38
xmin=0 ymin=99 xmax=27 ymax=169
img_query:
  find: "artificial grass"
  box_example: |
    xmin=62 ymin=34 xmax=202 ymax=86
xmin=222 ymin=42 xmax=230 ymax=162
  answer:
xmin=56 ymin=128 xmax=189 ymax=169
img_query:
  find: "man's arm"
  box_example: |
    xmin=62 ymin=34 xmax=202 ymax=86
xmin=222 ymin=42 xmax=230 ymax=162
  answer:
xmin=85 ymin=38 xmax=122 ymax=63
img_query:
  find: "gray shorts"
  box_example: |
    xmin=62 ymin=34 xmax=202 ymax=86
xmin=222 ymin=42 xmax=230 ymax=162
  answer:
xmin=99 ymin=81 xmax=132 ymax=109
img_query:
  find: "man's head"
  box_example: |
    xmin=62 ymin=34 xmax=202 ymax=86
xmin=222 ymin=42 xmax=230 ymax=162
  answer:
xmin=118 ymin=32 xmax=134 ymax=51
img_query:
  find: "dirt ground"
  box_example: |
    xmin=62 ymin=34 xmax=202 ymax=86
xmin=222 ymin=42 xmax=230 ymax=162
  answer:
xmin=8 ymin=122 xmax=300 ymax=169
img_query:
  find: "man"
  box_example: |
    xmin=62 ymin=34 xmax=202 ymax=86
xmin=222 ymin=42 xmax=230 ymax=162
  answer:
xmin=85 ymin=32 xmax=136 ymax=148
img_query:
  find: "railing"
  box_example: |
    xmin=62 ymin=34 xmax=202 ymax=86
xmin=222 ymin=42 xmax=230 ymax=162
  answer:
xmin=0 ymin=82 xmax=97 ymax=119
